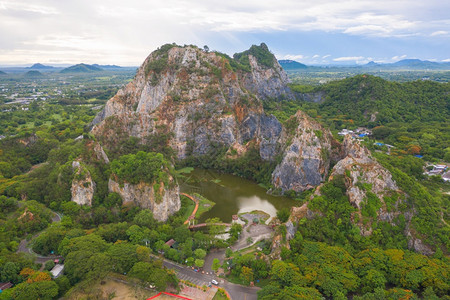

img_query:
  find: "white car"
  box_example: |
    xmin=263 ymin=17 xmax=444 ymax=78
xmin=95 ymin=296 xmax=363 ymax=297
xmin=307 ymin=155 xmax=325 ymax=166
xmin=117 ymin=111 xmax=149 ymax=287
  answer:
xmin=211 ymin=279 xmax=219 ymax=285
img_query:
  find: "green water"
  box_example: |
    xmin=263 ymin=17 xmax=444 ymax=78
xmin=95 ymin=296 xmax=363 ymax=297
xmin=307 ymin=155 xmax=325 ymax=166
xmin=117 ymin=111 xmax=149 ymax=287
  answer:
xmin=180 ymin=169 xmax=297 ymax=223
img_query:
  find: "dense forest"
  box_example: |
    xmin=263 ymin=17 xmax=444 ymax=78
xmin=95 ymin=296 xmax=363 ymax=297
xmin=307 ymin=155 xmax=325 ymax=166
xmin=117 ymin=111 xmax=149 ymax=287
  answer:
xmin=265 ymin=75 xmax=450 ymax=162
xmin=0 ymin=73 xmax=449 ymax=299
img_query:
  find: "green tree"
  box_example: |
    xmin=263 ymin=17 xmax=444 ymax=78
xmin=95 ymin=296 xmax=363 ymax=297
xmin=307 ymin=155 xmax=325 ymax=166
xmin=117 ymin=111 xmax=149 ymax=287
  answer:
xmin=107 ymin=242 xmax=138 ymax=274
xmin=240 ymin=266 xmax=254 ymax=285
xmin=194 ymin=248 xmax=206 ymax=259
xmin=212 ymin=258 xmax=221 ymax=273
xmin=133 ymin=209 xmax=156 ymax=228
xmin=12 ymin=280 xmax=59 ymax=300
xmin=194 ymin=259 xmax=204 ymax=268
xmin=0 ymin=262 xmax=20 ymax=283
xmin=277 ymin=208 xmax=290 ymax=223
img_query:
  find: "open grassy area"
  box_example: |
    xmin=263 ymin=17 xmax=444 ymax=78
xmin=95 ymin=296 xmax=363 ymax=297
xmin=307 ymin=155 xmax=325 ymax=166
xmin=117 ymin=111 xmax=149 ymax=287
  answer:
xmin=66 ymin=276 xmax=157 ymax=300
xmin=193 ymin=193 xmax=215 ymax=218
xmin=212 ymin=289 xmax=230 ymax=300
xmin=181 ymin=195 xmax=196 ymax=221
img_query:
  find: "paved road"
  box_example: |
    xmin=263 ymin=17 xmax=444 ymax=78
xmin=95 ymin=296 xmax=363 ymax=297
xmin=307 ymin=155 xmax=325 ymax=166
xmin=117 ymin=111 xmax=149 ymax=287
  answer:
xmin=161 ymin=259 xmax=259 ymax=300
xmin=17 ymin=211 xmax=63 ymax=263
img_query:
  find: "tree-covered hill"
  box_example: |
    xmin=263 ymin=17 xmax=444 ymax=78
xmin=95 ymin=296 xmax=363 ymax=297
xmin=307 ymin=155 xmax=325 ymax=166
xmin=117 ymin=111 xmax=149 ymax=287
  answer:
xmin=60 ymin=64 xmax=103 ymax=73
xmin=317 ymin=75 xmax=449 ymax=125
xmin=266 ymin=75 xmax=449 ymax=162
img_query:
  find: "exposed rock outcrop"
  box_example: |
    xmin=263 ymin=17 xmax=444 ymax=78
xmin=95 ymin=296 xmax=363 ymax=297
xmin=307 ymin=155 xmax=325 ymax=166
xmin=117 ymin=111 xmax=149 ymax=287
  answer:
xmin=71 ymin=161 xmax=95 ymax=206
xmin=406 ymin=232 xmax=435 ymax=256
xmin=242 ymin=53 xmax=294 ymax=100
xmin=271 ymin=111 xmax=339 ymax=192
xmin=297 ymin=91 xmax=326 ymax=103
xmin=91 ymin=44 xmax=290 ymax=161
xmin=330 ymin=135 xmax=399 ymax=210
xmin=92 ymin=141 xmax=110 ymax=164
xmin=108 ymin=177 xmax=180 ymax=222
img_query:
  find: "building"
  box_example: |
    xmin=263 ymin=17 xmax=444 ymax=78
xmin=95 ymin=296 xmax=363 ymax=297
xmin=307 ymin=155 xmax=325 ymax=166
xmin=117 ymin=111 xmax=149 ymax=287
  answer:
xmin=338 ymin=129 xmax=353 ymax=136
xmin=426 ymin=164 xmax=448 ymax=176
xmin=50 ymin=264 xmax=64 ymax=278
xmin=0 ymin=282 xmax=13 ymax=293
xmin=165 ymin=239 xmax=176 ymax=248
xmin=442 ymin=172 xmax=450 ymax=182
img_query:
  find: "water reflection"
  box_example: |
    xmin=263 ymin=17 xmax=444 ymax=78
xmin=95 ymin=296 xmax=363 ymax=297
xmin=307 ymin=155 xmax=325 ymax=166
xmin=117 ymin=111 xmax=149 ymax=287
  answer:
xmin=181 ymin=169 xmax=296 ymax=223
xmin=237 ymin=196 xmax=277 ymax=223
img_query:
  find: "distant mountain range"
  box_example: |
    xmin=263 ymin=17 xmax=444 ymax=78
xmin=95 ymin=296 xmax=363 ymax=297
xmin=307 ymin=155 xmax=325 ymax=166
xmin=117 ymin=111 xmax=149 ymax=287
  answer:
xmin=365 ymin=59 xmax=450 ymax=70
xmin=24 ymin=70 xmax=44 ymax=78
xmin=92 ymin=64 xmax=124 ymax=70
xmin=60 ymin=63 xmax=103 ymax=73
xmin=27 ymin=63 xmax=55 ymax=70
xmin=0 ymin=70 xmax=6 ymax=75
xmin=279 ymin=58 xmax=450 ymax=71
xmin=278 ymin=60 xmax=307 ymax=70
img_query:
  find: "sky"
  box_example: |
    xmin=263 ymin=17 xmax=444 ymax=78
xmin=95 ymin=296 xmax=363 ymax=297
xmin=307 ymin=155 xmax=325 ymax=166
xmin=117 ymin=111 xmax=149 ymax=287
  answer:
xmin=0 ymin=0 xmax=449 ymax=66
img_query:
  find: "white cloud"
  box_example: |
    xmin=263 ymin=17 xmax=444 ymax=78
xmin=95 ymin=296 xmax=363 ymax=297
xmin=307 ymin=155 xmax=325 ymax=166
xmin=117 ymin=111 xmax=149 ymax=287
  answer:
xmin=442 ymin=58 xmax=450 ymax=62
xmin=281 ymin=54 xmax=305 ymax=61
xmin=333 ymin=56 xmax=365 ymax=62
xmin=322 ymin=55 xmax=331 ymax=59
xmin=431 ymin=30 xmax=448 ymax=36
xmin=391 ymin=55 xmax=407 ymax=61
xmin=0 ymin=0 xmax=448 ymax=64
xmin=312 ymin=54 xmax=320 ymax=58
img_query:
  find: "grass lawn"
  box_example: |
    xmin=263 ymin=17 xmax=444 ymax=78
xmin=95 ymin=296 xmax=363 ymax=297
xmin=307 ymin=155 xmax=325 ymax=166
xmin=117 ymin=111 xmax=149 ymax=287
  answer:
xmin=212 ymin=289 xmax=229 ymax=300
xmin=193 ymin=193 xmax=215 ymax=218
xmin=181 ymin=195 xmax=196 ymax=221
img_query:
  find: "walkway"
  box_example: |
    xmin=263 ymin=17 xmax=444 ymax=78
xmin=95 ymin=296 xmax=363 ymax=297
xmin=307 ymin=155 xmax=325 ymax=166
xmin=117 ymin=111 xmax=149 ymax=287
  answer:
xmin=189 ymin=223 xmax=232 ymax=229
xmin=17 ymin=211 xmax=63 ymax=263
xmin=161 ymin=257 xmax=258 ymax=300
xmin=181 ymin=193 xmax=199 ymax=225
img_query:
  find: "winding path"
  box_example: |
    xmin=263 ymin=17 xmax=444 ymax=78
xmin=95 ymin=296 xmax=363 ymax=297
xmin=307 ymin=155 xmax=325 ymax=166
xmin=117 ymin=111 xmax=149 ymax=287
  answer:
xmin=17 ymin=211 xmax=63 ymax=263
xmin=181 ymin=193 xmax=199 ymax=225
xmin=159 ymin=256 xmax=259 ymax=300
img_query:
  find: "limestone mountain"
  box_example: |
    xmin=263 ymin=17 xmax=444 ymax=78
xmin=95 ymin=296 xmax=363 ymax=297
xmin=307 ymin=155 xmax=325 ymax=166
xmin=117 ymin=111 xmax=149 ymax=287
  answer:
xmin=272 ymin=110 xmax=341 ymax=192
xmin=87 ymin=43 xmax=445 ymax=255
xmin=91 ymin=43 xmax=293 ymax=162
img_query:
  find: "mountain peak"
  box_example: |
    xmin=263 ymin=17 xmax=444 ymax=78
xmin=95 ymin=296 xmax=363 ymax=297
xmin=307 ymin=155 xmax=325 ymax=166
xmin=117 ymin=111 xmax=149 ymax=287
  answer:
xmin=28 ymin=63 xmax=54 ymax=69
xmin=60 ymin=63 xmax=103 ymax=73
xmin=279 ymin=59 xmax=308 ymax=70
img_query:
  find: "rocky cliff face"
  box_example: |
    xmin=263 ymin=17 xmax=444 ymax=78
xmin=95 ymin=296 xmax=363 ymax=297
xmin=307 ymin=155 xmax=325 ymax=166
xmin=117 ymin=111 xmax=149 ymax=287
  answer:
xmin=71 ymin=161 xmax=95 ymax=206
xmin=271 ymin=111 xmax=340 ymax=192
xmin=331 ymin=136 xmax=399 ymax=209
xmin=329 ymin=136 xmax=403 ymax=235
xmin=242 ymin=54 xmax=294 ymax=100
xmin=108 ymin=177 xmax=180 ymax=222
xmin=91 ymin=44 xmax=290 ymax=161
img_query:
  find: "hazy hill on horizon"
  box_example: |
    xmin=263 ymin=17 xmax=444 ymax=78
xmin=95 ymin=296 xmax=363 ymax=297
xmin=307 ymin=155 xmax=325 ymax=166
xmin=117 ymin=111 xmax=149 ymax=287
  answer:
xmin=280 ymin=58 xmax=450 ymax=70
xmin=60 ymin=63 xmax=103 ymax=73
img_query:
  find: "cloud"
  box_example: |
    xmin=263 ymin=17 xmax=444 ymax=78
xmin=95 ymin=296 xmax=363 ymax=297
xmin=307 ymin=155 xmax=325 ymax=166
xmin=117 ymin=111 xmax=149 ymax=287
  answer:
xmin=322 ymin=55 xmax=331 ymax=59
xmin=281 ymin=54 xmax=305 ymax=61
xmin=442 ymin=58 xmax=450 ymax=62
xmin=391 ymin=55 xmax=407 ymax=61
xmin=431 ymin=31 xmax=448 ymax=36
xmin=0 ymin=0 xmax=448 ymax=64
xmin=333 ymin=56 xmax=365 ymax=62
xmin=0 ymin=1 xmax=59 ymax=15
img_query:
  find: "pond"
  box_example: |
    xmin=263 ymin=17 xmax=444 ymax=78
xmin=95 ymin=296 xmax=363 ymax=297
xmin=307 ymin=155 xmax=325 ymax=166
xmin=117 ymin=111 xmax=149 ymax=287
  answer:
xmin=180 ymin=169 xmax=297 ymax=223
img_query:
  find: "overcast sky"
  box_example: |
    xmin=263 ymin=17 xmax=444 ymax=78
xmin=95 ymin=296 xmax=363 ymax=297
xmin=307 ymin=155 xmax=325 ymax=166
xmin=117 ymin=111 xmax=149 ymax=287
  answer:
xmin=0 ymin=0 xmax=449 ymax=66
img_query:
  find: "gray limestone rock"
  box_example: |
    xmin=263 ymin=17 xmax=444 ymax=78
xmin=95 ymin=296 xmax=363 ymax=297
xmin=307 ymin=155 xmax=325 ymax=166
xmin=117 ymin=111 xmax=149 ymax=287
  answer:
xmin=108 ymin=178 xmax=181 ymax=222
